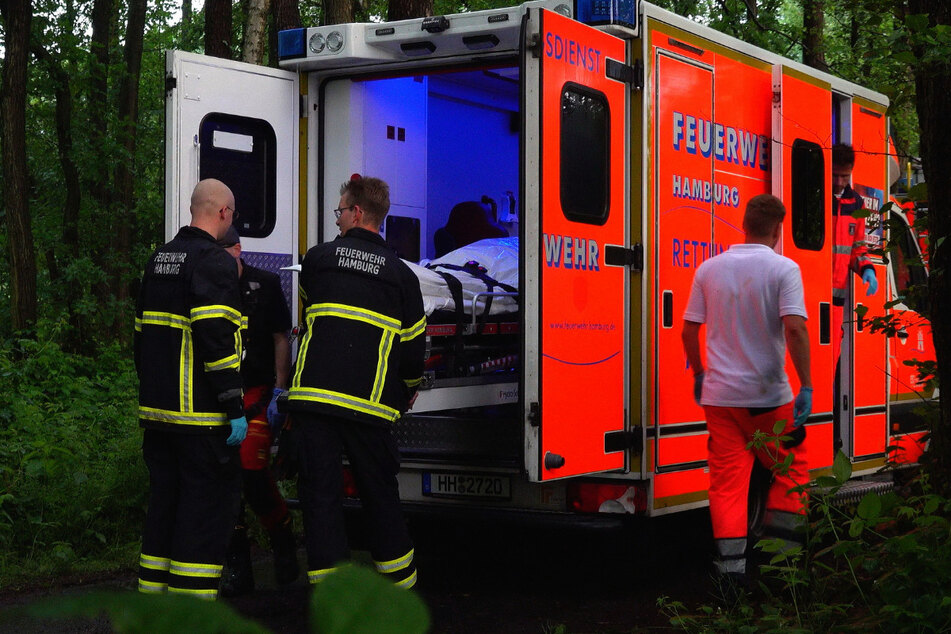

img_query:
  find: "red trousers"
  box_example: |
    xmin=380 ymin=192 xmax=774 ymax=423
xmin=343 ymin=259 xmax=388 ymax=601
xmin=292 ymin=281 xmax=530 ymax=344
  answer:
xmin=705 ymin=402 xmax=809 ymax=541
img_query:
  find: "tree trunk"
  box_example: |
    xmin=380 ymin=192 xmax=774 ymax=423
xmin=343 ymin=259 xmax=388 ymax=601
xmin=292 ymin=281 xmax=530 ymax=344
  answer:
xmin=111 ymin=0 xmax=147 ymax=340
xmin=242 ymin=0 xmax=272 ymax=64
xmin=205 ymin=0 xmax=234 ymax=58
xmin=183 ymin=0 xmax=192 ymax=23
xmin=909 ymin=0 xmax=951 ymax=495
xmin=273 ymin=0 xmax=300 ymax=31
xmin=802 ymin=0 xmax=827 ymax=72
xmin=1 ymin=0 xmax=38 ymax=334
xmin=387 ymin=0 xmax=432 ymax=22
xmin=88 ymin=0 xmax=113 ymax=207
xmin=324 ymin=0 xmax=352 ymax=26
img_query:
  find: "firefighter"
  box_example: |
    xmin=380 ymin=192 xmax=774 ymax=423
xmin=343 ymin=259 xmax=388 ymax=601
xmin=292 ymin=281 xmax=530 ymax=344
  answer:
xmin=286 ymin=176 xmax=426 ymax=589
xmin=217 ymin=226 xmax=300 ymax=596
xmin=134 ymin=178 xmax=247 ymax=600
xmin=681 ymin=194 xmax=813 ymax=586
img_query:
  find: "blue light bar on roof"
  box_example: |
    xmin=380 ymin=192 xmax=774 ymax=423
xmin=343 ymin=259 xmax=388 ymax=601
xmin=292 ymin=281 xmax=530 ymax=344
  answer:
xmin=278 ymin=28 xmax=307 ymax=60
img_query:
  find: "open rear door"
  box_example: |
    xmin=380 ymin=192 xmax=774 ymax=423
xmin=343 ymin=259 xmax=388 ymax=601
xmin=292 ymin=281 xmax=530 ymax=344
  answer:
xmin=165 ymin=51 xmax=299 ymax=309
xmin=522 ymin=9 xmax=629 ymax=481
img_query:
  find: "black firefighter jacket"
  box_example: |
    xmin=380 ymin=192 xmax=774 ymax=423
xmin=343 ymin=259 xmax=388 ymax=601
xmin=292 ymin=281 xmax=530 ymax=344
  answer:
xmin=134 ymin=226 xmax=245 ymax=434
xmin=287 ymin=227 xmax=426 ymax=424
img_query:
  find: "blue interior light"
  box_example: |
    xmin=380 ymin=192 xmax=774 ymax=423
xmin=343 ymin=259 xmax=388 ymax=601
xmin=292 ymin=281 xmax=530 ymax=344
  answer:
xmin=278 ymin=28 xmax=307 ymax=60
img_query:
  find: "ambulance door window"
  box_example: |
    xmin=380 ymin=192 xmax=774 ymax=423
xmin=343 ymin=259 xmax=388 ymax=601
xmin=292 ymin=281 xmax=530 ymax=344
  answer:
xmin=790 ymin=139 xmax=825 ymax=251
xmin=889 ymin=216 xmax=928 ymax=313
xmin=560 ymin=83 xmax=609 ymax=225
xmin=199 ymin=112 xmax=277 ymax=238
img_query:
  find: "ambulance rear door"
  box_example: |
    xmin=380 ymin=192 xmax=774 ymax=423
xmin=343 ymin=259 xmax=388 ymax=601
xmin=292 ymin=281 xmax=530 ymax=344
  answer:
xmin=521 ymin=8 xmax=630 ymax=481
xmin=165 ymin=50 xmax=299 ymax=314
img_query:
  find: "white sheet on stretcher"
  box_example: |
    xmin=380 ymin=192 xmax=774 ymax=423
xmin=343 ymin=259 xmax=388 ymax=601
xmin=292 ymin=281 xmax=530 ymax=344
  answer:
xmin=404 ymin=237 xmax=519 ymax=317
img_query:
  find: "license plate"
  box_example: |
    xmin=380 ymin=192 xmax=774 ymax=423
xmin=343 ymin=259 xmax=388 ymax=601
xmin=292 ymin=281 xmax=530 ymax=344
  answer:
xmin=422 ymin=472 xmax=511 ymax=499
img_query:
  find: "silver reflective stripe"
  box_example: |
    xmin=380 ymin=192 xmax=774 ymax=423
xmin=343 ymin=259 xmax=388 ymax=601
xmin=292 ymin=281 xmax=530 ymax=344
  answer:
xmin=139 ymin=406 xmax=228 ymax=425
xmin=715 ymin=537 xmax=746 ymax=559
xmin=400 ymin=316 xmax=426 ymax=341
xmin=139 ymin=311 xmax=191 ymax=330
xmin=306 ymin=303 xmax=400 ymax=332
xmin=168 ymin=586 xmax=217 ymax=600
xmin=289 ymin=387 xmax=400 ymax=421
xmin=308 ymin=567 xmax=338 ymax=584
xmin=832 ymin=287 xmax=847 ymax=299
xmin=170 ymin=560 xmax=223 ymax=578
xmin=374 ymin=549 xmax=414 ymax=573
xmin=138 ymin=580 xmax=167 ymax=594
xmin=764 ymin=509 xmax=805 ymax=533
xmin=394 ymin=569 xmax=418 ymax=589
xmin=140 ymin=554 xmax=170 ymax=571
xmin=371 ymin=331 xmax=395 ymax=403
xmin=715 ymin=557 xmax=746 ymax=575
xmin=834 ymin=245 xmax=853 ymax=255
xmin=204 ymin=354 xmax=239 ymax=372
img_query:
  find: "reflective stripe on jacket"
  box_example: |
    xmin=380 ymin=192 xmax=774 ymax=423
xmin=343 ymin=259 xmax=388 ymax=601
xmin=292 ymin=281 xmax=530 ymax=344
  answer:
xmin=288 ymin=228 xmax=426 ymax=424
xmin=832 ymin=185 xmax=874 ymax=306
xmin=134 ymin=226 xmax=245 ymax=432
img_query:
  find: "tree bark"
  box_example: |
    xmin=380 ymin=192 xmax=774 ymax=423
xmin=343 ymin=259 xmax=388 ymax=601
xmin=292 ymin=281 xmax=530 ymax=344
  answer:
xmin=88 ymin=0 xmax=113 ymax=207
xmin=387 ymin=0 xmax=432 ymax=22
xmin=273 ymin=0 xmax=300 ymax=31
xmin=111 ymin=0 xmax=147 ymax=338
xmin=802 ymin=0 xmax=827 ymax=72
xmin=1 ymin=0 xmax=38 ymax=333
xmin=324 ymin=0 xmax=352 ymax=26
xmin=908 ymin=0 xmax=951 ymax=495
xmin=205 ymin=0 xmax=234 ymax=58
xmin=242 ymin=0 xmax=272 ymax=64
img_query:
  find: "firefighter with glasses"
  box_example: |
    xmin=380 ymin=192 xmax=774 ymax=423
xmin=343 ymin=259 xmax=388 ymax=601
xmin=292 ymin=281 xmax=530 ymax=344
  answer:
xmin=287 ymin=175 xmax=426 ymax=589
xmin=135 ymin=178 xmax=247 ymax=600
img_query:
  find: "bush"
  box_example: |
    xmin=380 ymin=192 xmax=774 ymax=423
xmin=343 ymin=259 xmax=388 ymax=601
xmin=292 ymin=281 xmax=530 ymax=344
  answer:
xmin=0 ymin=323 xmax=146 ymax=587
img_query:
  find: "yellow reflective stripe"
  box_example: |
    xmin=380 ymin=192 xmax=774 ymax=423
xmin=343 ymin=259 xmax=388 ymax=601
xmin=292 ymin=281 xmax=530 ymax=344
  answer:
xmin=394 ymin=569 xmax=417 ymax=589
xmin=292 ymin=314 xmax=315 ymax=390
xmin=138 ymin=580 xmax=167 ymax=594
xmin=139 ymin=406 xmax=229 ymax=426
xmin=140 ymin=554 xmax=171 ymax=571
xmin=400 ymin=316 xmax=426 ymax=341
xmin=374 ymin=549 xmax=414 ymax=573
xmin=307 ymin=567 xmax=338 ymax=584
xmin=180 ymin=331 xmax=194 ymax=412
xmin=371 ymin=331 xmax=394 ymax=403
xmin=306 ymin=303 xmax=400 ymax=332
xmin=289 ymin=388 xmax=400 ymax=421
xmin=168 ymin=587 xmax=217 ymax=600
xmin=139 ymin=311 xmax=191 ymax=330
xmin=170 ymin=561 xmax=223 ymax=578
xmin=204 ymin=354 xmax=239 ymax=372
xmin=190 ymin=304 xmax=242 ymax=326
xmin=404 ymin=376 xmax=422 ymax=388
xmin=135 ymin=318 xmax=142 ymax=332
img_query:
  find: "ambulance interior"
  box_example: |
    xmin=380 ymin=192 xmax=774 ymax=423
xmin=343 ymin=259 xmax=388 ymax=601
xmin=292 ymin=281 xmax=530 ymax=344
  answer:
xmin=320 ymin=64 xmax=526 ymax=461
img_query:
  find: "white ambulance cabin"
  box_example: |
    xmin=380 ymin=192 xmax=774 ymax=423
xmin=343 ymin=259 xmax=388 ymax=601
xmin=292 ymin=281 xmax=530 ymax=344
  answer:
xmin=164 ymin=0 xmax=932 ymax=523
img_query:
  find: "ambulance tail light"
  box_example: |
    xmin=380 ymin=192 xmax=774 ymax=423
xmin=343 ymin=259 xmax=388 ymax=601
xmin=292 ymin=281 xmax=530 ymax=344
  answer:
xmin=566 ymin=481 xmax=647 ymax=514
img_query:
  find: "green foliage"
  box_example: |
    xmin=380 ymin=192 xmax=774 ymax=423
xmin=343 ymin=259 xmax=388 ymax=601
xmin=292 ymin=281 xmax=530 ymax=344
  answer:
xmin=20 ymin=565 xmax=430 ymax=634
xmin=0 ymin=321 xmax=145 ymax=588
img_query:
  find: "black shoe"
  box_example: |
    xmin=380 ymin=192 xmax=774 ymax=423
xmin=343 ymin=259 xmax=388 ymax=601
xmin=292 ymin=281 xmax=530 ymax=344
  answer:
xmin=220 ymin=527 xmax=255 ymax=597
xmin=269 ymin=518 xmax=300 ymax=586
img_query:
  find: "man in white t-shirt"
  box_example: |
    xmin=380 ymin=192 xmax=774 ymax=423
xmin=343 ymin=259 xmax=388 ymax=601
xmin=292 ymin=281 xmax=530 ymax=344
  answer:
xmin=682 ymin=193 xmax=813 ymax=586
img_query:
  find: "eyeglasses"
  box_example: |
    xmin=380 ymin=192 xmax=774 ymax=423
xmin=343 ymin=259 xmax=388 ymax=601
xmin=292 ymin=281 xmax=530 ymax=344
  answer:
xmin=224 ymin=205 xmax=238 ymax=220
xmin=333 ymin=205 xmax=355 ymax=219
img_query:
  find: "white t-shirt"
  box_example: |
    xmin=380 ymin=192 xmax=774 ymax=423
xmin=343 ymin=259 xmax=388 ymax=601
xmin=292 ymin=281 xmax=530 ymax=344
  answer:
xmin=683 ymin=243 xmax=807 ymax=407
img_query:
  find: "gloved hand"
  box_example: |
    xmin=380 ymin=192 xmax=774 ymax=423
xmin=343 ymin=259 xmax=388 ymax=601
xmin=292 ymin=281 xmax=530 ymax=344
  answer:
xmin=862 ymin=268 xmax=878 ymax=295
xmin=226 ymin=416 xmax=248 ymax=446
xmin=793 ymin=387 xmax=813 ymax=428
xmin=267 ymin=388 xmax=287 ymax=432
xmin=693 ymin=372 xmax=704 ymax=406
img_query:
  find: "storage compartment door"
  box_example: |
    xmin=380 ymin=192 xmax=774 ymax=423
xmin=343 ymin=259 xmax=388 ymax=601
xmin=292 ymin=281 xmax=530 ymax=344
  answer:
xmin=771 ymin=65 xmax=833 ymax=471
xmin=165 ymin=50 xmax=299 ymax=312
xmin=522 ymin=9 xmax=629 ymax=481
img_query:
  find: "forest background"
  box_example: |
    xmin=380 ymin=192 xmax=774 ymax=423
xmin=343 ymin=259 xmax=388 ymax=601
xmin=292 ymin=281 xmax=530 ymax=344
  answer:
xmin=1 ymin=0 xmax=950 ymax=612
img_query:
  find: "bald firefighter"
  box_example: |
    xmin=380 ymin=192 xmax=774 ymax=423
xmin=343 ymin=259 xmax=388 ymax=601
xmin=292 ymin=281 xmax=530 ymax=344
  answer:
xmin=135 ymin=179 xmax=247 ymax=600
xmin=682 ymin=194 xmax=812 ymax=586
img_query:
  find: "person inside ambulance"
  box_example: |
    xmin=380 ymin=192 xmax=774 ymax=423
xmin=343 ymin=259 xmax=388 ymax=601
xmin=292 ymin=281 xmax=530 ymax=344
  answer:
xmin=682 ymin=194 xmax=812 ymax=591
xmin=216 ymin=226 xmax=299 ymax=596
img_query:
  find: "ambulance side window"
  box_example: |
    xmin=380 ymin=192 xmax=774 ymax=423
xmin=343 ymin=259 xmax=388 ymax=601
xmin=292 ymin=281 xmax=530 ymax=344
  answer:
xmin=889 ymin=215 xmax=928 ymax=313
xmin=199 ymin=112 xmax=277 ymax=238
xmin=790 ymin=139 xmax=824 ymax=250
xmin=560 ymin=83 xmax=609 ymax=225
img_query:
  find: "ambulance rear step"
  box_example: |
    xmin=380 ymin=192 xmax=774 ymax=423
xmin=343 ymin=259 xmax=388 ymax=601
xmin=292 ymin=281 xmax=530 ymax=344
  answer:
xmin=821 ymin=475 xmax=894 ymax=506
xmin=394 ymin=410 xmax=520 ymax=468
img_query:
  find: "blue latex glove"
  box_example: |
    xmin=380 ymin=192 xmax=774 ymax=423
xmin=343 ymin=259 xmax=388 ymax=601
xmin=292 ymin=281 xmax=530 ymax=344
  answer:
xmin=267 ymin=388 xmax=287 ymax=432
xmin=226 ymin=416 xmax=248 ymax=446
xmin=861 ymin=268 xmax=878 ymax=295
xmin=793 ymin=387 xmax=813 ymax=428
xmin=693 ymin=372 xmax=704 ymax=406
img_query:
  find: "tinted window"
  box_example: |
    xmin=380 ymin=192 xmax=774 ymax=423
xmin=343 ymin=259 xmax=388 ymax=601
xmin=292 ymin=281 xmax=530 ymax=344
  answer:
xmin=560 ymin=83 xmax=609 ymax=225
xmin=199 ymin=113 xmax=277 ymax=238
xmin=890 ymin=214 xmax=928 ymax=313
xmin=791 ymin=139 xmax=824 ymax=251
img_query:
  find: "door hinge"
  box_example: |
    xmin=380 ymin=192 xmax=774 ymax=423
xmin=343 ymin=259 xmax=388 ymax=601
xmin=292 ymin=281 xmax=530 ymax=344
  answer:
xmin=165 ymin=74 xmax=177 ymax=97
xmin=529 ymin=401 xmax=541 ymax=427
xmin=604 ymin=243 xmax=643 ymax=271
xmin=529 ymin=33 xmax=542 ymax=58
xmin=604 ymin=427 xmax=642 ymax=454
xmin=606 ymin=58 xmax=643 ymax=91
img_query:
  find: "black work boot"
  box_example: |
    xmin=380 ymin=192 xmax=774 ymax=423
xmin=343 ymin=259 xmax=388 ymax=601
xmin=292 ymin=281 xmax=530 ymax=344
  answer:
xmin=220 ymin=526 xmax=255 ymax=597
xmin=269 ymin=515 xmax=300 ymax=586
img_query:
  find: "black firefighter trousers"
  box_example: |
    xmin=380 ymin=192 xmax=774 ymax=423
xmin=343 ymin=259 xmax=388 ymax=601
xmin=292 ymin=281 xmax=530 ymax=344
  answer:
xmin=138 ymin=429 xmax=242 ymax=599
xmin=296 ymin=412 xmax=417 ymax=588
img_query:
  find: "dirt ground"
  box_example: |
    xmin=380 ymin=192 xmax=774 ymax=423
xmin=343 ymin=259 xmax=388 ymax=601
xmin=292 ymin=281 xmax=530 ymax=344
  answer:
xmin=0 ymin=509 xmax=717 ymax=633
